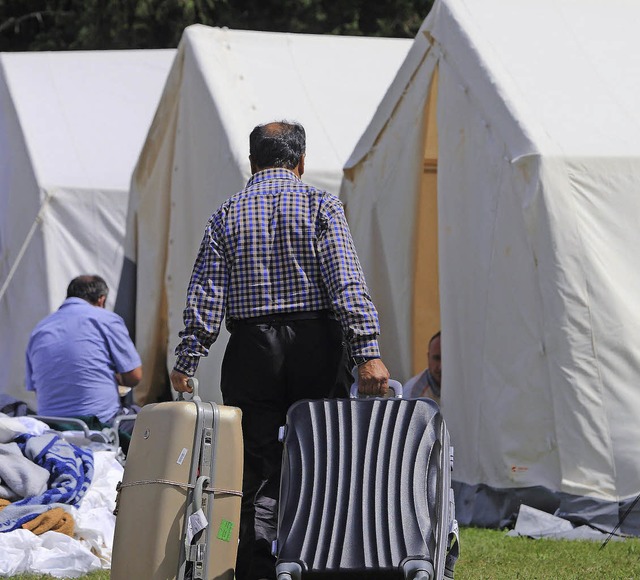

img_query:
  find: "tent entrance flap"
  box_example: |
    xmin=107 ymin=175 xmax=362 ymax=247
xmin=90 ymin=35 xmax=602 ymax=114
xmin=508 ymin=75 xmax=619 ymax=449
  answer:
xmin=412 ymin=67 xmax=440 ymax=375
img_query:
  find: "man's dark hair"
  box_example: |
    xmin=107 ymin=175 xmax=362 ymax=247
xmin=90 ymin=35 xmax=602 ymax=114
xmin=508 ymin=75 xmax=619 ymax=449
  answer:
xmin=249 ymin=121 xmax=306 ymax=170
xmin=67 ymin=275 xmax=109 ymax=305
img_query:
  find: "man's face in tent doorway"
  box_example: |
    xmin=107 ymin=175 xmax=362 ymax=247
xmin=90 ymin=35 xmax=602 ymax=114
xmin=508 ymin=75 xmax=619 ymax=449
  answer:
xmin=428 ymin=334 xmax=442 ymax=387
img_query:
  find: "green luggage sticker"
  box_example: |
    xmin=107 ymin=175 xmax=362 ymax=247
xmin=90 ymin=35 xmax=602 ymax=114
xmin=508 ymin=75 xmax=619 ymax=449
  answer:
xmin=217 ymin=519 xmax=234 ymax=542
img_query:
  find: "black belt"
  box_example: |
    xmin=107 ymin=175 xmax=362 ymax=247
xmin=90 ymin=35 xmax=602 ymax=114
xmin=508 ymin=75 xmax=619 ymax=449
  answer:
xmin=227 ymin=310 xmax=334 ymax=330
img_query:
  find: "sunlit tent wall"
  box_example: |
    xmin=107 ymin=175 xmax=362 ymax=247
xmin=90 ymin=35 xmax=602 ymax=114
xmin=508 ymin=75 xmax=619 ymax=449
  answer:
xmin=0 ymin=50 xmax=174 ymax=408
xmin=126 ymin=25 xmax=411 ymax=405
xmin=341 ymin=0 xmax=640 ymax=534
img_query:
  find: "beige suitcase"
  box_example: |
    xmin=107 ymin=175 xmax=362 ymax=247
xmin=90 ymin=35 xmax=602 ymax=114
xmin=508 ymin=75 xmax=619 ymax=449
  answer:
xmin=111 ymin=380 xmax=243 ymax=579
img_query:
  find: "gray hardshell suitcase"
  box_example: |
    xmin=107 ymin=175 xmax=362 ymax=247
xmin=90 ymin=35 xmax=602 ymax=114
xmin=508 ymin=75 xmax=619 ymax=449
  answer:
xmin=274 ymin=383 xmax=459 ymax=580
xmin=111 ymin=379 xmax=243 ymax=580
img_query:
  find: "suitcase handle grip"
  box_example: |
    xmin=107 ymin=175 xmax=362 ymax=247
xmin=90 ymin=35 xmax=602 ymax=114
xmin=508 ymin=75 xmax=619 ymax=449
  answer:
xmin=350 ymin=378 xmax=403 ymax=399
xmin=193 ymin=475 xmax=209 ymax=512
xmin=178 ymin=377 xmax=202 ymax=402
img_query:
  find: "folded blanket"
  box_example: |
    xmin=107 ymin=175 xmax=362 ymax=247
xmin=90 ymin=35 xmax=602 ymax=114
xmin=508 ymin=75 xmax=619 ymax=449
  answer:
xmin=0 ymin=442 xmax=50 ymax=500
xmin=0 ymin=433 xmax=93 ymax=533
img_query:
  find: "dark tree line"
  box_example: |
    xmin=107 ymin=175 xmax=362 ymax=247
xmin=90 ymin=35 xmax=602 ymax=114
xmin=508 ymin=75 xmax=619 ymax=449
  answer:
xmin=0 ymin=0 xmax=434 ymax=51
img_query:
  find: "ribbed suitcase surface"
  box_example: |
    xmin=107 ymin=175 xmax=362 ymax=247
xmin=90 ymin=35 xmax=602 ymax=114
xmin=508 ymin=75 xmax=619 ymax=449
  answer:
xmin=275 ymin=397 xmax=452 ymax=580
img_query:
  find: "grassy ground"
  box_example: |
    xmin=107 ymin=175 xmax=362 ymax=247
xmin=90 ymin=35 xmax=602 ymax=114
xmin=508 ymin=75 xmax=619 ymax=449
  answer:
xmin=456 ymin=527 xmax=640 ymax=579
xmin=6 ymin=573 xmax=108 ymax=580
xmin=7 ymin=527 xmax=640 ymax=579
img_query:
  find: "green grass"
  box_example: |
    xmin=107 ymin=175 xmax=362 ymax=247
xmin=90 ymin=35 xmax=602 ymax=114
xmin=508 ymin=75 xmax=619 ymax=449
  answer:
xmin=7 ymin=527 xmax=640 ymax=579
xmin=456 ymin=527 xmax=640 ymax=579
xmin=5 ymin=573 xmax=109 ymax=580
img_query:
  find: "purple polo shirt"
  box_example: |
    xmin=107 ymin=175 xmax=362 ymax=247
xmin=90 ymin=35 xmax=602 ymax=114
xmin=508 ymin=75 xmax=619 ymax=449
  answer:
xmin=25 ymin=297 xmax=141 ymax=423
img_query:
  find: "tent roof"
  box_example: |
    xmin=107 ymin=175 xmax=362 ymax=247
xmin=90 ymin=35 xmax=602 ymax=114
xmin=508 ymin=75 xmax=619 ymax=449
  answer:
xmin=176 ymin=25 xmax=413 ymax=193
xmin=442 ymin=0 xmax=640 ymax=156
xmin=349 ymin=0 xmax=640 ymax=169
xmin=0 ymin=49 xmax=175 ymax=191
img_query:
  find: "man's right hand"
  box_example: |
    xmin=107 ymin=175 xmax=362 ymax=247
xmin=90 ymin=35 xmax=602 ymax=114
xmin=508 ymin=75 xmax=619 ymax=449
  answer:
xmin=357 ymin=358 xmax=390 ymax=396
xmin=170 ymin=369 xmax=192 ymax=393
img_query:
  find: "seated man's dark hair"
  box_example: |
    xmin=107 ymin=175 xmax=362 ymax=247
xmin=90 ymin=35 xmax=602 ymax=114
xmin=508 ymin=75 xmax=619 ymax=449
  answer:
xmin=67 ymin=275 xmax=109 ymax=305
xmin=249 ymin=121 xmax=306 ymax=170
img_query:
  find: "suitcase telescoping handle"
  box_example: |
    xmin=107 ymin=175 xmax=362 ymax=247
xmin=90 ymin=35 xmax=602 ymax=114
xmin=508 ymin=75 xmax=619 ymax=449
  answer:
xmin=177 ymin=377 xmax=202 ymax=402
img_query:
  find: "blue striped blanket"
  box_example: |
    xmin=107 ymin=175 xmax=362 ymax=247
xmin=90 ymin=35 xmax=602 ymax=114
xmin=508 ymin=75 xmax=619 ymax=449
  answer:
xmin=0 ymin=432 xmax=94 ymax=532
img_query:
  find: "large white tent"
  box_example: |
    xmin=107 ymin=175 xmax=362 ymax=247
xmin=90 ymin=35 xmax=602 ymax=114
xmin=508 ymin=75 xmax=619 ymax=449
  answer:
xmin=0 ymin=49 xmax=174 ymax=408
xmin=126 ymin=25 xmax=412 ymax=405
xmin=342 ymin=0 xmax=640 ymax=533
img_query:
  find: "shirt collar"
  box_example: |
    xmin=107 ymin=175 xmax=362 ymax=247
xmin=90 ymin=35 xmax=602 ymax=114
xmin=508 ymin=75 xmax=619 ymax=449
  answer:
xmin=246 ymin=167 xmax=301 ymax=187
xmin=425 ymin=369 xmax=441 ymax=397
xmin=60 ymin=297 xmax=91 ymax=309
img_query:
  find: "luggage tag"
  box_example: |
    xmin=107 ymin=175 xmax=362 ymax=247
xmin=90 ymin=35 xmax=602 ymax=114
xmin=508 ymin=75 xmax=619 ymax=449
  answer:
xmin=186 ymin=509 xmax=209 ymax=544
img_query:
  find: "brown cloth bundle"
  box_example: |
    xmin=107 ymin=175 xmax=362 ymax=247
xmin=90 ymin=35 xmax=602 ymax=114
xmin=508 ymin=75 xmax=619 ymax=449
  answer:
xmin=0 ymin=499 xmax=75 ymax=536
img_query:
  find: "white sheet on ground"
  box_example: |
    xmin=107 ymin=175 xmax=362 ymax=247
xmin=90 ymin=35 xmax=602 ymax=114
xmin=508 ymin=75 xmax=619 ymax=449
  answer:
xmin=0 ymin=529 xmax=100 ymax=578
xmin=74 ymin=450 xmax=124 ymax=568
xmin=507 ymin=504 xmax=620 ymax=541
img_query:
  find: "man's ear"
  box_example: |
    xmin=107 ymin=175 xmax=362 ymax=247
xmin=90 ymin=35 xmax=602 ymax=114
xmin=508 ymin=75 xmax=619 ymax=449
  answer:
xmin=298 ymin=154 xmax=305 ymax=177
xmin=96 ymin=295 xmax=107 ymax=308
xmin=249 ymin=155 xmax=258 ymax=175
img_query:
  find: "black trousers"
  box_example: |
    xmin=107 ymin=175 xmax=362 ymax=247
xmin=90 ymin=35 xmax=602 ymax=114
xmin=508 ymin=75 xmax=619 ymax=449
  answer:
xmin=221 ymin=315 xmax=350 ymax=580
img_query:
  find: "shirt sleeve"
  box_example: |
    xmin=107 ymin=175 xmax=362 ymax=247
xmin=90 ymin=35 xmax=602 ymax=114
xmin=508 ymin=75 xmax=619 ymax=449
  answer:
xmin=174 ymin=211 xmax=229 ymax=376
xmin=316 ymin=197 xmax=380 ymax=359
xmin=103 ymin=315 xmax=142 ymax=373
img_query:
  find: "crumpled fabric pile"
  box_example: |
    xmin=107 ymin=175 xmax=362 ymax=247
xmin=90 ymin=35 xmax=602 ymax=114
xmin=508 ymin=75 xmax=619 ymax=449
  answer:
xmin=0 ymin=431 xmax=94 ymax=532
xmin=0 ymin=413 xmax=124 ymax=577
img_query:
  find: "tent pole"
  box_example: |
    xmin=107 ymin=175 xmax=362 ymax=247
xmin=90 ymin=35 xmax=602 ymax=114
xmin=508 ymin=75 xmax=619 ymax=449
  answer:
xmin=0 ymin=195 xmax=51 ymax=304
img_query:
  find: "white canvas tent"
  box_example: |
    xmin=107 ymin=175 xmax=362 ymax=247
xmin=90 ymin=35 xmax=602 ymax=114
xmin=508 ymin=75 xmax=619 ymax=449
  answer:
xmin=342 ymin=0 xmax=640 ymax=533
xmin=0 ymin=49 xmax=174 ymax=408
xmin=126 ymin=25 xmax=411 ymax=405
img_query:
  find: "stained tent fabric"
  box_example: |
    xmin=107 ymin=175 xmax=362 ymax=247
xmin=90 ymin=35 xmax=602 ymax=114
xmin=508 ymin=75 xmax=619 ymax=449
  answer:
xmin=342 ymin=0 xmax=640 ymax=533
xmin=126 ymin=25 xmax=412 ymax=405
xmin=0 ymin=50 xmax=174 ymax=408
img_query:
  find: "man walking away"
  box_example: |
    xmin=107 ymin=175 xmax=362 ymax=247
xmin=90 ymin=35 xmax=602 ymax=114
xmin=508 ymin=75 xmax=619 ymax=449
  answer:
xmin=171 ymin=121 xmax=389 ymax=580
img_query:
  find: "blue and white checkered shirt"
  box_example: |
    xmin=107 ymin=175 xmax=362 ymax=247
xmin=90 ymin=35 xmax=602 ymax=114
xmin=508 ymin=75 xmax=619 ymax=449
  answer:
xmin=174 ymin=168 xmax=381 ymax=375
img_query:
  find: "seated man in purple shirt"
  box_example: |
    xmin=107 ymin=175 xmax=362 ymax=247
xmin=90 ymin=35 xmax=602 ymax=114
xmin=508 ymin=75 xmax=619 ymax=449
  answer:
xmin=25 ymin=275 xmax=142 ymax=433
xmin=404 ymin=330 xmax=441 ymax=405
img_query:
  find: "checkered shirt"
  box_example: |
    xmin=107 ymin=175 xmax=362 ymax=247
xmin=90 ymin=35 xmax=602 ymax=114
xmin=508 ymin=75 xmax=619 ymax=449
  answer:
xmin=174 ymin=168 xmax=380 ymax=376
